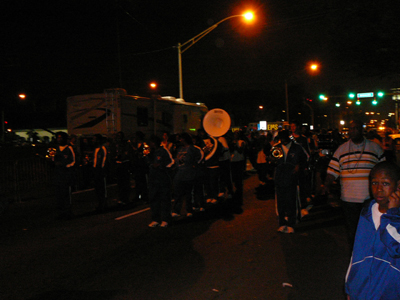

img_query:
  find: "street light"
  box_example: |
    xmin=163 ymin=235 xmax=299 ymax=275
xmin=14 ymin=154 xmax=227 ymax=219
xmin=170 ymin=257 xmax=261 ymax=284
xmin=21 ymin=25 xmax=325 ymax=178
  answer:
xmin=177 ymin=11 xmax=254 ymax=99
xmin=285 ymin=63 xmax=319 ymax=124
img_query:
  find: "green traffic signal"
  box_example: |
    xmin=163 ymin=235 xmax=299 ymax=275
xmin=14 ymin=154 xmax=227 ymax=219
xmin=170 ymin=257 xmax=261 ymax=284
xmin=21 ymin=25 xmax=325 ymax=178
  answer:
xmin=356 ymin=100 xmax=361 ymax=105
xmin=319 ymin=94 xmax=326 ymax=100
xmin=372 ymin=99 xmax=378 ymax=105
xmin=377 ymin=91 xmax=384 ymax=97
xmin=348 ymin=93 xmax=355 ymax=99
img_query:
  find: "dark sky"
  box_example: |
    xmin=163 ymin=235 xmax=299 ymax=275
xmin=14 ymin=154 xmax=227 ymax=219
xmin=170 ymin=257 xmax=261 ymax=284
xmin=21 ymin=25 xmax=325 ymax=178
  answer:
xmin=3 ymin=0 xmax=400 ymax=127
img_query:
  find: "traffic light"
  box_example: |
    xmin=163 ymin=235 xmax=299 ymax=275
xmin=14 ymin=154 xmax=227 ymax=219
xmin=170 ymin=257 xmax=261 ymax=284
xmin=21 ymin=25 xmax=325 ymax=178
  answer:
xmin=319 ymin=94 xmax=327 ymax=100
xmin=348 ymin=93 xmax=355 ymax=99
xmin=377 ymin=91 xmax=384 ymax=97
xmin=372 ymin=98 xmax=378 ymax=105
xmin=356 ymin=99 xmax=361 ymax=105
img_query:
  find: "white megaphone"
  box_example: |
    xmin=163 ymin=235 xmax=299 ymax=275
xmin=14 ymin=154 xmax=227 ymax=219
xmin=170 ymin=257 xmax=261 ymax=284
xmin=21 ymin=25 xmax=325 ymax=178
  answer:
xmin=202 ymin=108 xmax=231 ymax=137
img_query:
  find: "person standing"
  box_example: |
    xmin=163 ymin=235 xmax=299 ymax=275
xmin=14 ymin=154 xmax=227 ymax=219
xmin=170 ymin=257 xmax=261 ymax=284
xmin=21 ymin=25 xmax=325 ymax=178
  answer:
xmin=111 ymin=131 xmax=131 ymax=205
xmin=172 ymin=133 xmax=201 ymax=217
xmin=274 ymin=130 xmax=307 ymax=233
xmin=345 ymin=162 xmax=400 ymax=299
xmin=382 ymin=130 xmax=396 ymax=163
xmin=147 ymin=135 xmax=174 ymax=228
xmin=53 ymin=132 xmax=76 ymax=220
xmin=290 ymin=120 xmax=311 ymax=217
xmin=218 ymin=134 xmax=233 ymax=199
xmin=93 ymin=134 xmax=108 ymax=213
xmin=230 ymin=130 xmax=247 ymax=208
xmin=323 ymin=120 xmax=385 ymax=248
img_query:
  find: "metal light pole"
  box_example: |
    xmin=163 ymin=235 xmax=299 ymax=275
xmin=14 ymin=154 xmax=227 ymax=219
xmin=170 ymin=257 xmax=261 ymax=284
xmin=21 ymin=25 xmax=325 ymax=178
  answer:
xmin=177 ymin=12 xmax=254 ymax=100
xmin=284 ymin=63 xmax=319 ymax=126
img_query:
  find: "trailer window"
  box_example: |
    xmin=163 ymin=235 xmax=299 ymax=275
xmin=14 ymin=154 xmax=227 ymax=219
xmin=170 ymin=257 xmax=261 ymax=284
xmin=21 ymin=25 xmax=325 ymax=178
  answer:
xmin=137 ymin=107 xmax=148 ymax=126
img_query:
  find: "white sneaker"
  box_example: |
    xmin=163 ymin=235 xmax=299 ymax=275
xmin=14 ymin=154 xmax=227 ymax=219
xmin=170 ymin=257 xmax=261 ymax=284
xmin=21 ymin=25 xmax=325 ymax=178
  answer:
xmin=301 ymin=209 xmax=309 ymax=218
xmin=277 ymin=226 xmax=287 ymax=233
xmin=160 ymin=221 xmax=168 ymax=228
xmin=148 ymin=221 xmax=159 ymax=228
xmin=286 ymin=226 xmax=295 ymax=234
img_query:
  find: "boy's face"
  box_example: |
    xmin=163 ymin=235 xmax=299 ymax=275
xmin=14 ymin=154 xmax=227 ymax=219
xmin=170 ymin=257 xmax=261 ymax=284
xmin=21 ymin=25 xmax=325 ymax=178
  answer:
xmin=371 ymin=169 xmax=400 ymax=211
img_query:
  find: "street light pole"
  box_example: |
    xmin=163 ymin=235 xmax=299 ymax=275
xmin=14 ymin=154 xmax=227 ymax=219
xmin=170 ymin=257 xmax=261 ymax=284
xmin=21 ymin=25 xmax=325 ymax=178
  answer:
xmin=285 ymin=79 xmax=289 ymax=124
xmin=177 ymin=12 xmax=254 ymax=100
xmin=284 ymin=63 xmax=319 ymax=126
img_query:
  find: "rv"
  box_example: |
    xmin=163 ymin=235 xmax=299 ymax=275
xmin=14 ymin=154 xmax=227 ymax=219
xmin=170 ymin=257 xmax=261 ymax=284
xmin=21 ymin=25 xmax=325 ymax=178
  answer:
xmin=67 ymin=88 xmax=208 ymax=138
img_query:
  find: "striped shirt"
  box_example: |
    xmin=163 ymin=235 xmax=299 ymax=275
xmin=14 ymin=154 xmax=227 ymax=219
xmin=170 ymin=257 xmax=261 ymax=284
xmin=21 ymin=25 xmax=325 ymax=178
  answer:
xmin=327 ymin=138 xmax=385 ymax=203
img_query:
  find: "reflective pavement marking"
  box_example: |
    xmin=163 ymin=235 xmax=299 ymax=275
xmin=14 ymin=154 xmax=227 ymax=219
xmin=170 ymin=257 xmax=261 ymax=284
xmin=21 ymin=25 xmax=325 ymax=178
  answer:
xmin=115 ymin=207 xmax=150 ymax=220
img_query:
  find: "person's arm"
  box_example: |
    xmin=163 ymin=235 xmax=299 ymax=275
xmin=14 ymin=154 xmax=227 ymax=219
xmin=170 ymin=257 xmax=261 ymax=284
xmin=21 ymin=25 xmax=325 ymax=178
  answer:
xmin=379 ymin=190 xmax=400 ymax=258
xmin=321 ymin=173 xmax=335 ymax=195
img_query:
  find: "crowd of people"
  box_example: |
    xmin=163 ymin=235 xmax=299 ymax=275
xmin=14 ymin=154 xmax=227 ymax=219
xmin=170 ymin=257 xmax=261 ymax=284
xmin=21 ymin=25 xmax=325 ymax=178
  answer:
xmin=48 ymin=120 xmax=400 ymax=298
xmin=48 ymin=121 xmax=397 ymax=229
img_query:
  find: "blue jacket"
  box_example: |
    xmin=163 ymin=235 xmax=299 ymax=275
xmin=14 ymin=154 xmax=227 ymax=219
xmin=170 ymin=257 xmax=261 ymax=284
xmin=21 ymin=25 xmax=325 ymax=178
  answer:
xmin=345 ymin=200 xmax=400 ymax=299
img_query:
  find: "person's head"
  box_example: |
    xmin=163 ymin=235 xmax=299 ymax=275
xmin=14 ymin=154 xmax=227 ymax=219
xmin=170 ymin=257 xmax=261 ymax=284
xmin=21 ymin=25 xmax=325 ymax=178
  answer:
xmin=56 ymin=132 xmax=68 ymax=146
xmin=180 ymin=132 xmax=193 ymax=146
xmin=278 ymin=130 xmax=291 ymax=145
xmin=93 ymin=134 xmax=103 ymax=147
xmin=116 ymin=131 xmax=124 ymax=143
xmin=348 ymin=120 xmax=364 ymax=143
xmin=370 ymin=162 xmax=400 ymax=212
xmin=149 ymin=135 xmax=161 ymax=149
xmin=162 ymin=131 xmax=169 ymax=142
xmin=136 ymin=131 xmax=145 ymax=141
xmin=290 ymin=121 xmax=300 ymax=134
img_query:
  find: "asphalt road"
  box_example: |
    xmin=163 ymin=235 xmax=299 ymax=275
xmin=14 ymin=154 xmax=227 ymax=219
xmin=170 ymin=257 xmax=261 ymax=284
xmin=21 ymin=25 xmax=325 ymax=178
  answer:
xmin=1 ymin=173 xmax=349 ymax=300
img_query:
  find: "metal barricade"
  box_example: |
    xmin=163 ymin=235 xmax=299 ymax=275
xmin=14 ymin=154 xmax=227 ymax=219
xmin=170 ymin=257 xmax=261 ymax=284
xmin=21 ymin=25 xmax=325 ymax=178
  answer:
xmin=0 ymin=157 xmax=54 ymax=202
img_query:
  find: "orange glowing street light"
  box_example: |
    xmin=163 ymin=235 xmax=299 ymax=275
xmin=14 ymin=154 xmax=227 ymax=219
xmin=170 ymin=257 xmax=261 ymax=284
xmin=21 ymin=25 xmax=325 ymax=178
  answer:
xmin=177 ymin=11 xmax=255 ymax=99
xmin=149 ymin=82 xmax=157 ymax=89
xmin=18 ymin=94 xmax=26 ymax=100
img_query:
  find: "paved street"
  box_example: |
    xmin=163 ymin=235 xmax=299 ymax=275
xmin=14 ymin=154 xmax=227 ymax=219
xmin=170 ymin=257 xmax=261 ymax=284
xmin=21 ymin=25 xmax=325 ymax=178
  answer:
xmin=1 ymin=173 xmax=349 ymax=300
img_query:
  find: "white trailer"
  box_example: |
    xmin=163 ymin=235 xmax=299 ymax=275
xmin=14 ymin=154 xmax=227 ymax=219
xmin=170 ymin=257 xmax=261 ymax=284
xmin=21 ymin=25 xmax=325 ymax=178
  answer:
xmin=67 ymin=88 xmax=208 ymax=138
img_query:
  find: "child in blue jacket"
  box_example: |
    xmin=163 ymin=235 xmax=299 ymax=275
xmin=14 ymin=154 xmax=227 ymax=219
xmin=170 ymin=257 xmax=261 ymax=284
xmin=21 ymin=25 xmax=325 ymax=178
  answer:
xmin=345 ymin=161 xmax=400 ymax=299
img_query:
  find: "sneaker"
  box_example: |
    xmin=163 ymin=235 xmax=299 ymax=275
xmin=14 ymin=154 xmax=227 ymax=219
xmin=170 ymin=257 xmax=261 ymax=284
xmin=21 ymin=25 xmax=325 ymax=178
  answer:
xmin=301 ymin=208 xmax=309 ymax=218
xmin=211 ymin=199 xmax=218 ymax=204
xmin=171 ymin=212 xmax=180 ymax=217
xmin=148 ymin=221 xmax=159 ymax=228
xmin=286 ymin=226 xmax=295 ymax=234
xmin=160 ymin=221 xmax=168 ymax=228
xmin=277 ymin=226 xmax=287 ymax=233
xmin=186 ymin=213 xmax=193 ymax=217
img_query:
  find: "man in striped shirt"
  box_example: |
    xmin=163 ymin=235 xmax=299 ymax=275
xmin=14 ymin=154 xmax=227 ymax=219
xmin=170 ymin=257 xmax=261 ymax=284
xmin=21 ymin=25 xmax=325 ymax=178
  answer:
xmin=323 ymin=120 xmax=385 ymax=248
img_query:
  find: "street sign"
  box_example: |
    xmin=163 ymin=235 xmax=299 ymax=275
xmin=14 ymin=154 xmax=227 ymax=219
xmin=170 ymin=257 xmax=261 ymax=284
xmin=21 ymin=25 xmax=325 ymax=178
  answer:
xmin=357 ymin=92 xmax=374 ymax=98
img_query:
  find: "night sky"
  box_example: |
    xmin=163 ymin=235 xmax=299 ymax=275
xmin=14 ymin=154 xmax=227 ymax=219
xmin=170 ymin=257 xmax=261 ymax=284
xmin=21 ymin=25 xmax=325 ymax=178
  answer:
xmin=3 ymin=0 xmax=400 ymax=128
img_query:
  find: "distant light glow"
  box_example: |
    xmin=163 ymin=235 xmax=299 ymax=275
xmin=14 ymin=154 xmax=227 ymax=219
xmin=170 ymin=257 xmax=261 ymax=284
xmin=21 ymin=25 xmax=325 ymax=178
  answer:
xmin=18 ymin=94 xmax=26 ymax=99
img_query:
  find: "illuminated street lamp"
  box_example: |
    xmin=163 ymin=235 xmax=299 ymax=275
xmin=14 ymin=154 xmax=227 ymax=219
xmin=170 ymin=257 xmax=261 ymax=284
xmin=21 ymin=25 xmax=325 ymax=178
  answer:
xmin=18 ymin=94 xmax=26 ymax=100
xmin=177 ymin=11 xmax=254 ymax=99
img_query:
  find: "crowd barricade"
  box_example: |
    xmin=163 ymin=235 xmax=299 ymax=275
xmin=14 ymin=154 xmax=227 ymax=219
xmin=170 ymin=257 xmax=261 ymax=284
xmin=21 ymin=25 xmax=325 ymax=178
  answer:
xmin=0 ymin=157 xmax=54 ymax=202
